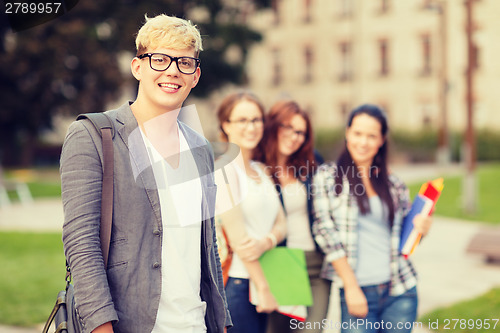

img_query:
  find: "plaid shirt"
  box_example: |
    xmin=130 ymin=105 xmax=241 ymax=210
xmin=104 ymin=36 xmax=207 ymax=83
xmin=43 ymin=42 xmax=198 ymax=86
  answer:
xmin=312 ymin=162 xmax=418 ymax=296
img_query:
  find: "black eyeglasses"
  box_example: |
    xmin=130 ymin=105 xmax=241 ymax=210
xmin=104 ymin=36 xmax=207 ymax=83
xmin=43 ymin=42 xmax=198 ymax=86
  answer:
xmin=279 ymin=124 xmax=307 ymax=139
xmin=137 ymin=53 xmax=200 ymax=75
xmin=227 ymin=117 xmax=264 ymax=129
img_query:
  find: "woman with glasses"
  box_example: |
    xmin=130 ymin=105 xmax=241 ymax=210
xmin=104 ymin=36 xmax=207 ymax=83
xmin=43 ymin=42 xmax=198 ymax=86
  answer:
xmin=312 ymin=105 xmax=433 ymax=333
xmin=216 ymin=91 xmax=286 ymax=333
xmin=254 ymin=100 xmax=331 ymax=333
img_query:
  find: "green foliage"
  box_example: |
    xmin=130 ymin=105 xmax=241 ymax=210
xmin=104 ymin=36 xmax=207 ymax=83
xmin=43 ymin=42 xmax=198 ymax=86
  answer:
xmin=420 ymin=287 xmax=500 ymax=333
xmin=393 ymin=129 xmax=500 ymax=163
xmin=475 ymin=130 xmax=500 ymax=161
xmin=0 ymin=0 xmax=268 ymax=166
xmin=407 ymin=163 xmax=500 ymax=224
xmin=314 ymin=128 xmax=344 ymax=162
xmin=315 ymin=128 xmax=500 ymax=164
xmin=390 ymin=130 xmax=439 ymax=162
xmin=0 ymin=232 xmax=65 ymax=326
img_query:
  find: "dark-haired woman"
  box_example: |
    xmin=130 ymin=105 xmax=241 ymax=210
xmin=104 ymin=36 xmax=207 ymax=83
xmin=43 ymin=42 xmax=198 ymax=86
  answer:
xmin=256 ymin=100 xmax=331 ymax=333
xmin=312 ymin=105 xmax=433 ymax=333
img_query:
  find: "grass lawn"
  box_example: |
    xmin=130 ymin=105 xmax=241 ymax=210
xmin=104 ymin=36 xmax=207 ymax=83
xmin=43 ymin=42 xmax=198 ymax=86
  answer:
xmin=419 ymin=287 xmax=500 ymax=333
xmin=3 ymin=167 xmax=61 ymax=200
xmin=409 ymin=163 xmax=500 ymax=332
xmin=407 ymin=163 xmax=500 ymax=224
xmin=1 ymin=164 xmax=498 ymax=327
xmin=27 ymin=181 xmax=61 ymax=198
xmin=0 ymin=232 xmax=65 ymax=326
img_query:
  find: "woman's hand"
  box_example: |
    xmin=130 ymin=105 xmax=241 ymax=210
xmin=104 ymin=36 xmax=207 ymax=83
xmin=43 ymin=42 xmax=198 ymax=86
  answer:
xmin=344 ymin=285 xmax=368 ymax=318
xmin=412 ymin=213 xmax=433 ymax=236
xmin=234 ymin=237 xmax=269 ymax=261
xmin=255 ymin=286 xmax=279 ymax=313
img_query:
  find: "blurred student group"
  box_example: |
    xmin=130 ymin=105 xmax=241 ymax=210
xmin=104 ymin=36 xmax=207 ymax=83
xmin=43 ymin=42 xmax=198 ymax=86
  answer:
xmin=208 ymin=87 xmax=433 ymax=333
xmin=186 ymin=2 xmax=499 ymax=330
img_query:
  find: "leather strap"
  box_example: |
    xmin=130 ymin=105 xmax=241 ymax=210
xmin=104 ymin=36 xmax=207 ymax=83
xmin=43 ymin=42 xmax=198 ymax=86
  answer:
xmin=76 ymin=113 xmax=114 ymax=268
xmin=100 ymin=126 xmax=113 ymax=268
xmin=44 ymin=113 xmax=115 ymax=333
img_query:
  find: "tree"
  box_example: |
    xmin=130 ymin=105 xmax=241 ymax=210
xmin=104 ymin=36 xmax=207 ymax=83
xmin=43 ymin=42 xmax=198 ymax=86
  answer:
xmin=0 ymin=0 xmax=266 ymax=166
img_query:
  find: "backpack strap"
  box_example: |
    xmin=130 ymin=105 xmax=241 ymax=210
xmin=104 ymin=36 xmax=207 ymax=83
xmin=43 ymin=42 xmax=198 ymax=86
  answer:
xmin=76 ymin=113 xmax=114 ymax=268
xmin=76 ymin=113 xmax=115 ymax=139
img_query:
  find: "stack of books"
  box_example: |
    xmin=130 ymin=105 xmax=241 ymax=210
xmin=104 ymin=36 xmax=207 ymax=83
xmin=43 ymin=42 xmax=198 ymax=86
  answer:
xmin=400 ymin=178 xmax=444 ymax=258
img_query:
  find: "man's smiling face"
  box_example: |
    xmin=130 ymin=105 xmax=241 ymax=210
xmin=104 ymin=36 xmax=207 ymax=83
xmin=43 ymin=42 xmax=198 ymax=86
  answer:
xmin=132 ymin=47 xmax=201 ymax=113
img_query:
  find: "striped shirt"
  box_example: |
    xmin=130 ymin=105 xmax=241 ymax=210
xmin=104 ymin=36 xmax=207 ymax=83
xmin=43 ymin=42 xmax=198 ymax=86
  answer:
xmin=312 ymin=162 xmax=418 ymax=296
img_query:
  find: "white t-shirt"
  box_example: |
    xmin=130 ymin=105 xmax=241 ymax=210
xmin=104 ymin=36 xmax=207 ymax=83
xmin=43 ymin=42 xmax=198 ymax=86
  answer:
xmin=228 ymin=162 xmax=281 ymax=278
xmin=141 ymin=126 xmax=207 ymax=333
xmin=282 ymin=181 xmax=315 ymax=251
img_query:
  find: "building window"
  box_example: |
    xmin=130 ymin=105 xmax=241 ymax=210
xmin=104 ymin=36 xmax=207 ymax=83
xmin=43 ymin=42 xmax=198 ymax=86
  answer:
xmin=378 ymin=39 xmax=389 ymax=76
xmin=420 ymin=0 xmax=433 ymax=10
xmin=472 ymin=44 xmax=480 ymax=69
xmin=340 ymin=102 xmax=350 ymax=122
xmin=420 ymin=34 xmax=432 ymax=76
xmin=272 ymin=49 xmax=282 ymax=86
xmin=304 ymin=46 xmax=314 ymax=82
xmin=378 ymin=103 xmax=390 ymax=120
xmin=338 ymin=42 xmax=353 ymax=82
xmin=272 ymin=0 xmax=281 ymax=25
xmin=338 ymin=0 xmax=353 ymax=18
xmin=303 ymin=0 xmax=313 ymax=23
xmin=305 ymin=104 xmax=314 ymax=119
xmin=379 ymin=0 xmax=390 ymax=14
xmin=420 ymin=104 xmax=432 ymax=126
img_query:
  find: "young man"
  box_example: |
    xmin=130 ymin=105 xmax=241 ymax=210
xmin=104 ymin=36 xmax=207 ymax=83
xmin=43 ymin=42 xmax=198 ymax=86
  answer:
xmin=61 ymin=15 xmax=231 ymax=333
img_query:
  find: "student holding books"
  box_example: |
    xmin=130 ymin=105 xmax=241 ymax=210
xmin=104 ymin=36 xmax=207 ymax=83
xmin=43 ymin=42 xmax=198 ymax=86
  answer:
xmin=216 ymin=91 xmax=286 ymax=333
xmin=255 ymin=100 xmax=331 ymax=333
xmin=312 ymin=105 xmax=433 ymax=333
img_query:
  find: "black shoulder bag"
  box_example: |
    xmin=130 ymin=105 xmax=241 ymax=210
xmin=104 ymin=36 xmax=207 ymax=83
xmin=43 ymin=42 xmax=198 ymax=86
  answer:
xmin=43 ymin=113 xmax=114 ymax=333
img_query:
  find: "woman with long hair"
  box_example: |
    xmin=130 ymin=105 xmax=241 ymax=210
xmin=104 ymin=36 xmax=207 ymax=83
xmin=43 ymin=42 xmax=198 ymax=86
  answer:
xmin=312 ymin=104 xmax=433 ymax=333
xmin=216 ymin=91 xmax=286 ymax=333
xmin=257 ymin=100 xmax=331 ymax=333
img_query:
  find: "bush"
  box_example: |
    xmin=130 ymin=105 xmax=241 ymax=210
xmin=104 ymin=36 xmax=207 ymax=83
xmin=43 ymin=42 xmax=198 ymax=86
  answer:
xmin=390 ymin=130 xmax=439 ymax=162
xmin=314 ymin=129 xmax=344 ymax=162
xmin=314 ymin=128 xmax=500 ymax=163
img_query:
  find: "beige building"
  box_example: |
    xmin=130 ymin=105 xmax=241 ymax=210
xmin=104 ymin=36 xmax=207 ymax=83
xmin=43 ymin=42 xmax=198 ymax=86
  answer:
xmin=244 ymin=0 xmax=500 ymax=132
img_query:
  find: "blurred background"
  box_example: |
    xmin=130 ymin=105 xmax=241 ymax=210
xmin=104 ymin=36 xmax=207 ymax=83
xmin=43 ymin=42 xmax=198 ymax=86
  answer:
xmin=1 ymin=1 xmax=499 ymax=331
xmin=1 ymin=0 xmax=499 ymax=167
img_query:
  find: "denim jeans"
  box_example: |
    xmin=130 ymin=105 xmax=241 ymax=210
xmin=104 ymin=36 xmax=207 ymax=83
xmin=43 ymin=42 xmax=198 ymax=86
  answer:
xmin=226 ymin=277 xmax=268 ymax=333
xmin=339 ymin=283 xmax=418 ymax=333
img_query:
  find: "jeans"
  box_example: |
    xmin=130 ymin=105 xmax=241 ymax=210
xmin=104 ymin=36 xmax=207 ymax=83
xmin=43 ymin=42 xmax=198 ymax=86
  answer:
xmin=226 ymin=277 xmax=268 ymax=333
xmin=340 ymin=283 xmax=418 ymax=333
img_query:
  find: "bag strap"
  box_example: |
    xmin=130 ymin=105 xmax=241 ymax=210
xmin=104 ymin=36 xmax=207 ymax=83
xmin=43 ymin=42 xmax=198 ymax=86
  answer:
xmin=43 ymin=113 xmax=115 ymax=333
xmin=76 ymin=112 xmax=114 ymax=268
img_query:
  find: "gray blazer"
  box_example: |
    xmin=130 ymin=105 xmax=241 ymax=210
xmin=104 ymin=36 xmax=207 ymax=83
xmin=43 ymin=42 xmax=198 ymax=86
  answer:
xmin=61 ymin=103 xmax=231 ymax=333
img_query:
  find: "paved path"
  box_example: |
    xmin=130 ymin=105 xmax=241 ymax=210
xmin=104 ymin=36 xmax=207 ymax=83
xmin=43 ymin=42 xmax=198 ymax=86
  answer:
xmin=0 ymin=325 xmax=45 ymax=333
xmin=0 ymin=198 xmax=63 ymax=232
xmin=1 ymin=163 xmax=498 ymax=333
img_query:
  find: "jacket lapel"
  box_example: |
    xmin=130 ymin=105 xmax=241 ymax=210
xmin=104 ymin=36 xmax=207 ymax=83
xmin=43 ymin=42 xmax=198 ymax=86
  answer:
xmin=114 ymin=103 xmax=162 ymax=230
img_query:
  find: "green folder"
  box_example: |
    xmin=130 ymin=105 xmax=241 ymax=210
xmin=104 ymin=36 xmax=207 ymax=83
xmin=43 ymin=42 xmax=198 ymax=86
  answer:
xmin=257 ymin=247 xmax=313 ymax=306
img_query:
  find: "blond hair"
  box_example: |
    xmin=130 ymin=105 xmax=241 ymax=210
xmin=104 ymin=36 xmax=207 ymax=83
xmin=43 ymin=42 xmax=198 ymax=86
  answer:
xmin=135 ymin=14 xmax=203 ymax=56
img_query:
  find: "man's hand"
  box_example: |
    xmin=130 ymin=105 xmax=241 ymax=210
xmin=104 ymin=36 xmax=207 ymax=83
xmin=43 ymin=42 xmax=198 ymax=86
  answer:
xmin=92 ymin=322 xmax=113 ymax=333
xmin=344 ymin=285 xmax=368 ymax=318
xmin=412 ymin=213 xmax=433 ymax=236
